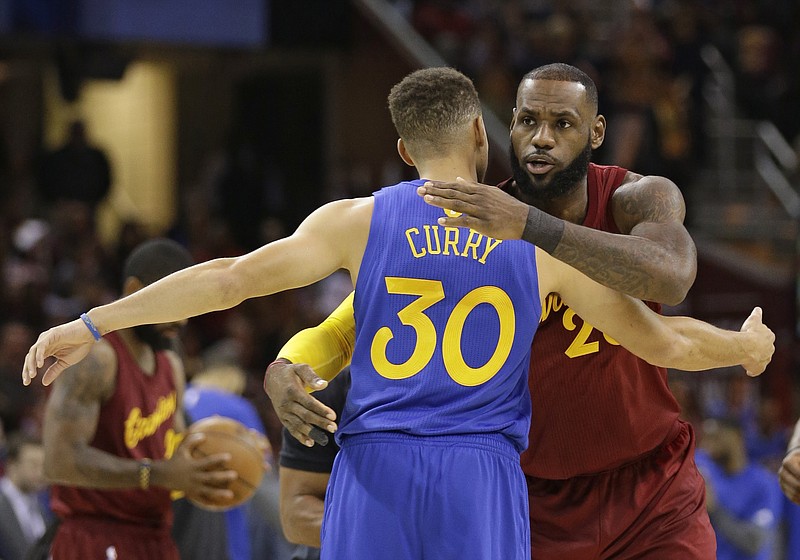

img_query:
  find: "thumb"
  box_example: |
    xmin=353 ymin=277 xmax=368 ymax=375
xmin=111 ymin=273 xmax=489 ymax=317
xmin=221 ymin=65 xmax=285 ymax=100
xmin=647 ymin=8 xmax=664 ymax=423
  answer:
xmin=42 ymin=362 xmax=68 ymax=386
xmin=297 ymin=366 xmax=327 ymax=391
xmin=741 ymin=306 xmax=763 ymax=330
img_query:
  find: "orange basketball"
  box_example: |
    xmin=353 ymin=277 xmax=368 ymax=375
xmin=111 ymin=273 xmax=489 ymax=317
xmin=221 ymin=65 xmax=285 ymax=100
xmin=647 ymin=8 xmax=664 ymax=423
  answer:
xmin=181 ymin=415 xmax=269 ymax=511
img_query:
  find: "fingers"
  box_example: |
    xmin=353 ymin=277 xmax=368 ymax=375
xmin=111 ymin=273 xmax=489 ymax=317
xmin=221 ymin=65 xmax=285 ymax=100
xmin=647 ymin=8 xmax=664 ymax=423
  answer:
xmin=294 ymin=366 xmax=328 ymax=392
xmin=308 ymin=426 xmax=330 ymax=446
xmin=22 ymin=349 xmax=37 ymax=386
xmin=41 ymin=361 xmax=68 ymax=386
xmin=418 ymin=181 xmax=480 ymax=213
xmin=194 ymin=487 xmax=235 ymax=504
xmin=418 ymin=177 xmax=478 ymax=197
xmin=280 ymin=385 xmax=337 ymax=423
xmin=197 ymin=452 xmax=235 ymax=473
xmin=263 ymin=361 xmax=338 ymax=446
xmin=191 ymin=475 xmax=236 ymax=504
xmin=780 ymin=466 xmax=800 ymax=504
xmin=179 ymin=433 xmax=208 ymax=454
xmin=283 ymin=409 xmax=337 ymax=448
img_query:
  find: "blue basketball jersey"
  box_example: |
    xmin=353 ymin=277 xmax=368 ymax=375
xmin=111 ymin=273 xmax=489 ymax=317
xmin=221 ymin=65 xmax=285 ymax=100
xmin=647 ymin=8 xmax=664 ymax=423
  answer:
xmin=343 ymin=179 xmax=541 ymax=451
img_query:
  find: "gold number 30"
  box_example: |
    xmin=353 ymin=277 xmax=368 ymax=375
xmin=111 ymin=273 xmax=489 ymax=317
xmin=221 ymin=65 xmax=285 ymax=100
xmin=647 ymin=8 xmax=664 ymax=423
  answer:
xmin=370 ymin=277 xmax=516 ymax=386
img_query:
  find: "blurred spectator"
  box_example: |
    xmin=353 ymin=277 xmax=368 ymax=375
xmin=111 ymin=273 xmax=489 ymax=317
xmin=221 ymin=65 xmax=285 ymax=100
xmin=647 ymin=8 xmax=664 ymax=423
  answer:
xmin=214 ymin=136 xmax=286 ymax=252
xmin=412 ymin=0 xmax=474 ymax=65
xmin=604 ymin=5 xmax=677 ymax=176
xmin=746 ymin=396 xmax=790 ymax=472
xmin=783 ymin=494 xmax=800 ymax=560
xmin=697 ymin=417 xmax=783 ymax=560
xmin=1 ymin=220 xmax=52 ymax=327
xmin=0 ymin=432 xmax=50 ymax=560
xmin=36 ymin=120 xmax=111 ymax=226
xmin=733 ymin=23 xmax=800 ymax=141
xmin=0 ymin=322 xmax=41 ymax=435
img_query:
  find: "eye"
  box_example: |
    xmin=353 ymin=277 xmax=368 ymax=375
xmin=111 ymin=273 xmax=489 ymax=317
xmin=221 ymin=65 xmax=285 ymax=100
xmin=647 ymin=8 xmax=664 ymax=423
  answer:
xmin=558 ymin=120 xmax=572 ymax=129
xmin=521 ymin=116 xmax=535 ymax=126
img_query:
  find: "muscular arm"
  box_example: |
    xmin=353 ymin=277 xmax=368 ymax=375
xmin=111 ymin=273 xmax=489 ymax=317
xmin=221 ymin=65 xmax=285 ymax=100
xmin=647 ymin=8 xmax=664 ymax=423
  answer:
xmin=536 ymin=249 xmax=773 ymax=374
xmin=43 ymin=341 xmax=238 ymax=498
xmin=419 ymin=174 xmax=697 ymax=305
xmin=553 ymin=174 xmax=696 ymax=305
xmin=23 ymin=197 xmax=372 ymax=386
xmin=43 ymin=342 xmax=145 ymax=488
xmin=279 ymin=467 xmax=329 ymax=547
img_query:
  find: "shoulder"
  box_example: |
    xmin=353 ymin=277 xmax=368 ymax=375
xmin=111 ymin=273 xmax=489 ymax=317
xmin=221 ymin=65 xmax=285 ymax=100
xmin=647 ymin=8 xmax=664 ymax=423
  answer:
xmin=52 ymin=339 xmax=118 ymax=402
xmin=610 ymin=172 xmax=686 ymax=232
xmin=615 ymin=172 xmax=683 ymax=202
xmin=306 ymin=196 xmax=374 ymax=231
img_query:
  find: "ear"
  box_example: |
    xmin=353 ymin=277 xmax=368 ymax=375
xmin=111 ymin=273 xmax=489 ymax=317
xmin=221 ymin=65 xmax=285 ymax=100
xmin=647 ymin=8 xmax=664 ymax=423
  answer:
xmin=473 ymin=116 xmax=487 ymax=148
xmin=590 ymin=114 xmax=606 ymax=150
xmin=397 ymin=138 xmax=415 ymax=167
xmin=510 ymin=107 xmax=517 ymax=135
xmin=122 ymin=276 xmax=145 ymax=297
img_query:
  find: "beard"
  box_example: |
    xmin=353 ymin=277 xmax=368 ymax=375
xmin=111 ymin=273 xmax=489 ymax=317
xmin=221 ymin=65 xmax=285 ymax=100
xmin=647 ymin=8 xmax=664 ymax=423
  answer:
xmin=509 ymin=140 xmax=592 ymax=202
xmin=133 ymin=324 xmax=174 ymax=351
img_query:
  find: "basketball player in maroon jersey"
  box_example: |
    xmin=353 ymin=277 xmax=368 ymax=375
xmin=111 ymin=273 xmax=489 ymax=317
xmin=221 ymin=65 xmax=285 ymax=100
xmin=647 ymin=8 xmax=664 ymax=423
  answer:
xmin=42 ymin=239 xmax=237 ymax=560
xmin=264 ymin=63 xmax=716 ymax=558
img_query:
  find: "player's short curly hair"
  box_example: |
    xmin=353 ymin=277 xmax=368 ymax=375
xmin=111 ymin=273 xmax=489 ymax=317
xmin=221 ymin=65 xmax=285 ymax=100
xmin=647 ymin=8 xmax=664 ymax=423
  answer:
xmin=388 ymin=67 xmax=481 ymax=158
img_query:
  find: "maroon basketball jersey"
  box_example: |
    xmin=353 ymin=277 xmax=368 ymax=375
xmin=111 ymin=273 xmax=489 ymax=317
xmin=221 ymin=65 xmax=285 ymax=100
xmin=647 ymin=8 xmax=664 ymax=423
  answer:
xmin=50 ymin=331 xmax=180 ymax=527
xmin=519 ymin=163 xmax=681 ymax=478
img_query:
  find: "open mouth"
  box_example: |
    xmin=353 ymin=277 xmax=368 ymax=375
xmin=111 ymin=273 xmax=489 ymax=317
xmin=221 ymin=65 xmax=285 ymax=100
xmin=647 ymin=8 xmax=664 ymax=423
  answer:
xmin=525 ymin=160 xmax=555 ymax=175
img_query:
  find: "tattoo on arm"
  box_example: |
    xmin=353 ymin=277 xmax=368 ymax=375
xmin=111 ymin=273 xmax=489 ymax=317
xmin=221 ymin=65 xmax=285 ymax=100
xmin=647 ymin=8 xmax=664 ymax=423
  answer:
xmin=548 ymin=178 xmax=695 ymax=304
xmin=45 ymin=351 xmax=116 ymax=485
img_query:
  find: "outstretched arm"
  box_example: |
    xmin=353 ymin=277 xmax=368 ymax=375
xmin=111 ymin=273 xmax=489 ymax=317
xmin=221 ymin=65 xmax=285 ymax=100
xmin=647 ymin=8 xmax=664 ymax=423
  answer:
xmin=536 ymin=249 xmax=774 ymax=374
xmin=419 ymin=174 xmax=696 ymax=305
xmin=23 ymin=198 xmax=371 ymax=386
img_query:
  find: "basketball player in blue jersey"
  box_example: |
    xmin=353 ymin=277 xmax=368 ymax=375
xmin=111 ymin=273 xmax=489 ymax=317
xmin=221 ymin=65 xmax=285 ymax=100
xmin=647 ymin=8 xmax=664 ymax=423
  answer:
xmin=23 ymin=67 xmax=774 ymax=560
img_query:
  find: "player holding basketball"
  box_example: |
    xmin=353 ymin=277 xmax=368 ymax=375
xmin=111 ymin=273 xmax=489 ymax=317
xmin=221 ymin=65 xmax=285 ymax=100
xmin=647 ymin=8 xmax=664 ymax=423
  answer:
xmin=265 ymin=63 xmax=725 ymax=559
xmin=41 ymin=239 xmax=237 ymax=560
xmin=23 ymin=68 xmax=773 ymax=559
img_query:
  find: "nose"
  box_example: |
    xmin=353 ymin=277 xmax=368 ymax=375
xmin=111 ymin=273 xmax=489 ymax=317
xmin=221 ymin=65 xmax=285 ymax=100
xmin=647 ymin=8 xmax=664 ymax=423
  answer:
xmin=532 ymin=123 xmax=555 ymax=149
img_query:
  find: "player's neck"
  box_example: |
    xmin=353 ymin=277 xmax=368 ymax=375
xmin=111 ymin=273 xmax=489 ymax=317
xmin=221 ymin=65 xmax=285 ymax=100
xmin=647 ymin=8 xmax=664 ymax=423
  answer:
xmin=117 ymin=328 xmax=157 ymax=375
xmin=416 ymin=158 xmax=478 ymax=183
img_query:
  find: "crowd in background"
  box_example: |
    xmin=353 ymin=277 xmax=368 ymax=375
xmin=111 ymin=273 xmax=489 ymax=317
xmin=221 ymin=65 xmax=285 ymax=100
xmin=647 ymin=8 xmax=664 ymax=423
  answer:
xmin=0 ymin=0 xmax=799 ymax=559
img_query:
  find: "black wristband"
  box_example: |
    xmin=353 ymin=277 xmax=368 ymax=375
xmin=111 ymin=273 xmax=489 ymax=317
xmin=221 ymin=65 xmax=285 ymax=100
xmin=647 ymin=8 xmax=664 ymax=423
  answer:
xmin=521 ymin=206 xmax=565 ymax=253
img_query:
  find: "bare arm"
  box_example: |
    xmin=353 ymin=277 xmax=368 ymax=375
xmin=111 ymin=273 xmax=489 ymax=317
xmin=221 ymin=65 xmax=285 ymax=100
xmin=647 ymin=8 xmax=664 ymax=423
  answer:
xmin=23 ymin=197 xmax=372 ymax=386
xmin=564 ymin=174 xmax=697 ymax=305
xmin=42 ymin=342 xmax=236 ymax=498
xmin=418 ymin=174 xmax=697 ymax=305
xmin=536 ymin=249 xmax=774 ymax=374
xmin=279 ymin=467 xmax=330 ymax=547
